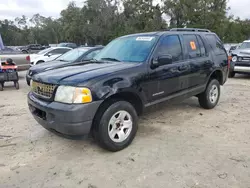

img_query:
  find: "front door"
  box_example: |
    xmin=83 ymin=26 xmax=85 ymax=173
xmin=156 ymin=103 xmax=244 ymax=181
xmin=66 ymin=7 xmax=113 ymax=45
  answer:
xmin=148 ymin=35 xmax=191 ymax=101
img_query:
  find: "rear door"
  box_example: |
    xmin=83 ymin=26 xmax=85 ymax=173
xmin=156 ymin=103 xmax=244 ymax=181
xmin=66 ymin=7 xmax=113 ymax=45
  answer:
xmin=181 ymin=34 xmax=212 ymax=87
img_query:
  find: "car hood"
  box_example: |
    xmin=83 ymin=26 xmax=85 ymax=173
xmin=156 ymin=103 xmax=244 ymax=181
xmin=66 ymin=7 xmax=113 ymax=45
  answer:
xmin=32 ymin=61 xmax=140 ymax=86
xmin=30 ymin=60 xmax=72 ymax=74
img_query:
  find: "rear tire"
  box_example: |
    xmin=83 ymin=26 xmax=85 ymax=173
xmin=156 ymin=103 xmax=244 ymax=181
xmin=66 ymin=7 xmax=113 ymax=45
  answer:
xmin=198 ymin=79 xmax=220 ymax=109
xmin=93 ymin=100 xmax=138 ymax=152
xmin=228 ymin=71 xmax=235 ymax=78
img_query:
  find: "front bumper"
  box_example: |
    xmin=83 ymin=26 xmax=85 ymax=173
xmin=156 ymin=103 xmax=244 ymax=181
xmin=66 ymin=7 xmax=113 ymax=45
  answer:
xmin=28 ymin=92 xmax=102 ymax=136
xmin=230 ymin=61 xmax=250 ymax=73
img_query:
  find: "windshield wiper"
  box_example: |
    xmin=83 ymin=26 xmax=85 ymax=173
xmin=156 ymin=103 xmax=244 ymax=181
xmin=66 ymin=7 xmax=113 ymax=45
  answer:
xmin=101 ymin=57 xmax=121 ymax=62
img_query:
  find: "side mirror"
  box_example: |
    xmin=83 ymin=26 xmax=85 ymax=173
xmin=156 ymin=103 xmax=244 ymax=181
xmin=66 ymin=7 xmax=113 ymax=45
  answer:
xmin=151 ymin=55 xmax=172 ymax=68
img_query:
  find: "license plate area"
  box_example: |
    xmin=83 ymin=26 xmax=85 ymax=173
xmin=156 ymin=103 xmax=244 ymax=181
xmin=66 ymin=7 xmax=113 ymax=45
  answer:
xmin=29 ymin=105 xmax=46 ymax=120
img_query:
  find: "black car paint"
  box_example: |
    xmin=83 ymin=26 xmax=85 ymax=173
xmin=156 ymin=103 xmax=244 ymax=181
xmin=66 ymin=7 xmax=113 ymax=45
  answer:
xmin=29 ymin=30 xmax=228 ymax=136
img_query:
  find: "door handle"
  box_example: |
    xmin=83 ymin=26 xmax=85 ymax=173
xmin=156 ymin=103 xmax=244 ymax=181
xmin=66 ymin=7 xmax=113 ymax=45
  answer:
xmin=178 ymin=65 xmax=188 ymax=71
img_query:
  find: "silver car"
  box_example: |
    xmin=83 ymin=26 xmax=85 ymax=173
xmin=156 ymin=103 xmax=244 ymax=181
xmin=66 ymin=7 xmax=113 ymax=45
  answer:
xmin=231 ymin=41 xmax=250 ymax=62
xmin=229 ymin=41 xmax=250 ymax=77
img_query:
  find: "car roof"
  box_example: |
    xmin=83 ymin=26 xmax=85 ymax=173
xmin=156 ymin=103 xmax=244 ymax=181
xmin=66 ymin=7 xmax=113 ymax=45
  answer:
xmin=243 ymin=40 xmax=250 ymax=43
xmin=120 ymin=29 xmax=216 ymax=39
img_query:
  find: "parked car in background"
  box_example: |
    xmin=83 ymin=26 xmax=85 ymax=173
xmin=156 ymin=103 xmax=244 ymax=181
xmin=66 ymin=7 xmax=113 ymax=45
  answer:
xmin=27 ymin=47 xmax=72 ymax=67
xmin=28 ymin=28 xmax=228 ymax=151
xmin=19 ymin=44 xmax=51 ymax=54
xmin=231 ymin=40 xmax=250 ymax=62
xmin=26 ymin=46 xmax=103 ymax=85
xmin=224 ymin=43 xmax=239 ymax=55
xmin=58 ymin=42 xmax=78 ymax=48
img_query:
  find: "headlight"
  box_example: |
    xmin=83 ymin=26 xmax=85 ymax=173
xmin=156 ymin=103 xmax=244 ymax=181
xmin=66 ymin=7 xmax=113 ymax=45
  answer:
xmin=55 ymin=86 xmax=92 ymax=104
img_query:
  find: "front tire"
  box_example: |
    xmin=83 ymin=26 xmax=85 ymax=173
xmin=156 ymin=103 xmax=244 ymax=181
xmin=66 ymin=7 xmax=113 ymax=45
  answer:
xmin=198 ymin=79 xmax=220 ymax=109
xmin=93 ymin=101 xmax=138 ymax=152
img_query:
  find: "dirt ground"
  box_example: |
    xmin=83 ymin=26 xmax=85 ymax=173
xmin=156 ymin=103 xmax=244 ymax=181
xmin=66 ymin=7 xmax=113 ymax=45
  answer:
xmin=0 ymin=71 xmax=250 ymax=188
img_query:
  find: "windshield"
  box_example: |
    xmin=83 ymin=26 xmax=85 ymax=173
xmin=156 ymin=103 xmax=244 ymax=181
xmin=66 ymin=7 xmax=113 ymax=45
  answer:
xmin=37 ymin=48 xmax=52 ymax=55
xmin=95 ymin=35 xmax=158 ymax=62
xmin=56 ymin=48 xmax=89 ymax=62
xmin=239 ymin=42 xmax=250 ymax=49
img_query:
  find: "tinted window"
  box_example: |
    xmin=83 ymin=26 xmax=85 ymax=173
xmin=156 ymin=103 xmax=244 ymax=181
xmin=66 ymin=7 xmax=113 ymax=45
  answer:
xmin=239 ymin=42 xmax=250 ymax=49
xmin=183 ymin=35 xmax=200 ymax=59
xmin=156 ymin=35 xmax=183 ymax=62
xmin=38 ymin=48 xmax=52 ymax=55
xmin=197 ymin=35 xmax=206 ymax=57
xmin=206 ymin=34 xmax=225 ymax=55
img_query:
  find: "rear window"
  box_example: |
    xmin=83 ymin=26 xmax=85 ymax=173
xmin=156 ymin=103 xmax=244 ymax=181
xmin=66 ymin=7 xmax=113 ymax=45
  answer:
xmin=205 ymin=34 xmax=225 ymax=55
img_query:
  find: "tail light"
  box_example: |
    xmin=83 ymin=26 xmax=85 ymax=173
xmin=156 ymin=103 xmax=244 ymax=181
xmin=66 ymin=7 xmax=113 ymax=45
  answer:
xmin=26 ymin=55 xmax=30 ymax=62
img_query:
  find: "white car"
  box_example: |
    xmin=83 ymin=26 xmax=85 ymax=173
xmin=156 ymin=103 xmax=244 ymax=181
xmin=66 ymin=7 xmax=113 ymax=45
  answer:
xmin=27 ymin=47 xmax=72 ymax=66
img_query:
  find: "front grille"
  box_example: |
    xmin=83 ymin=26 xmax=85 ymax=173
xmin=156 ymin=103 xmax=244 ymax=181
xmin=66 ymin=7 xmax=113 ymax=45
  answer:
xmin=31 ymin=81 xmax=56 ymax=99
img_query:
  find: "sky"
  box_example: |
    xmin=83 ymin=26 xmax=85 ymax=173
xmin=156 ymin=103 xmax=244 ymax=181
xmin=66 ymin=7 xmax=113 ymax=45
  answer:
xmin=0 ymin=0 xmax=249 ymax=21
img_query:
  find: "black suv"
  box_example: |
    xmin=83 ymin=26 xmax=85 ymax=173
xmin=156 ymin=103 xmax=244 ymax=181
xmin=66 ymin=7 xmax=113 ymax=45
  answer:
xmin=28 ymin=28 xmax=229 ymax=151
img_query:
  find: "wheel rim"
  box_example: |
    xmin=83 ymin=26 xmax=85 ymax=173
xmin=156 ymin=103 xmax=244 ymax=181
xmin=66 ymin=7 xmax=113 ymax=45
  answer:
xmin=108 ymin=110 xmax=133 ymax=143
xmin=209 ymin=85 xmax=219 ymax=104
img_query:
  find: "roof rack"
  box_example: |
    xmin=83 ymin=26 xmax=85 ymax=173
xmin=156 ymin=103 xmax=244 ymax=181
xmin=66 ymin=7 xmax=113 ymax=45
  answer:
xmin=170 ymin=28 xmax=211 ymax=33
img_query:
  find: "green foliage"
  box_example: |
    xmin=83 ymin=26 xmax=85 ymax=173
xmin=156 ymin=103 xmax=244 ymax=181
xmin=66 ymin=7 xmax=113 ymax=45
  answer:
xmin=0 ymin=0 xmax=250 ymax=46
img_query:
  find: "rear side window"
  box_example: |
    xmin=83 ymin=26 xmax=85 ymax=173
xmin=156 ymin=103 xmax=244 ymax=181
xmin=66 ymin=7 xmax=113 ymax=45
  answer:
xmin=50 ymin=48 xmax=70 ymax=55
xmin=156 ymin=35 xmax=183 ymax=62
xmin=197 ymin=35 xmax=206 ymax=56
xmin=205 ymin=34 xmax=225 ymax=55
xmin=183 ymin=35 xmax=200 ymax=59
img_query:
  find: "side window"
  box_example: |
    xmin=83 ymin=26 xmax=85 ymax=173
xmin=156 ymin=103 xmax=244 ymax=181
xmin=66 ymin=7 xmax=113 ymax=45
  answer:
xmin=183 ymin=34 xmax=200 ymax=59
xmin=49 ymin=49 xmax=70 ymax=55
xmin=156 ymin=35 xmax=183 ymax=62
xmin=197 ymin=35 xmax=207 ymax=57
xmin=83 ymin=50 xmax=101 ymax=60
xmin=59 ymin=48 xmax=71 ymax=54
xmin=205 ymin=34 xmax=225 ymax=55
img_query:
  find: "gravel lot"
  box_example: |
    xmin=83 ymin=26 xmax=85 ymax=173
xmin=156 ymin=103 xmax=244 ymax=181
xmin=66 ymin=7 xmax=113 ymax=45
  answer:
xmin=0 ymin=71 xmax=250 ymax=188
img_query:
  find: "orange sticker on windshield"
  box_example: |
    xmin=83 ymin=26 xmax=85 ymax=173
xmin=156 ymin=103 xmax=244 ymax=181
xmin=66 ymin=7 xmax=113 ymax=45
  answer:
xmin=190 ymin=41 xmax=196 ymax=50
